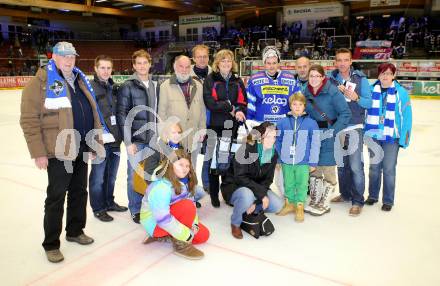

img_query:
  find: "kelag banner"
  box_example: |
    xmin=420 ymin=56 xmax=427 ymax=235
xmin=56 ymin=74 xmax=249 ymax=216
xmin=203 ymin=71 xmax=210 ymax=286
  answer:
xmin=399 ymin=80 xmax=440 ymax=98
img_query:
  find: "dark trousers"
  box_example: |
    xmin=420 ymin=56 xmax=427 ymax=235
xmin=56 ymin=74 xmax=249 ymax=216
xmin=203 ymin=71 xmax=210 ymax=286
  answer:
xmin=208 ymin=124 xmax=239 ymax=199
xmin=42 ymin=146 xmax=89 ymax=251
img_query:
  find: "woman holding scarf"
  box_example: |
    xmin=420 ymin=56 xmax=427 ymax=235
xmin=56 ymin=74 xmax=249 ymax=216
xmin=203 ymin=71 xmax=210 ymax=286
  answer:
xmin=364 ymin=63 xmax=412 ymax=211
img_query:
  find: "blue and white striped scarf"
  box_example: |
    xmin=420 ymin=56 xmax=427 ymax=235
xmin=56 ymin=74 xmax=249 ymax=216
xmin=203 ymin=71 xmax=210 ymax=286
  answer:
xmin=45 ymin=59 xmax=115 ymax=143
xmin=365 ymin=81 xmax=396 ymax=143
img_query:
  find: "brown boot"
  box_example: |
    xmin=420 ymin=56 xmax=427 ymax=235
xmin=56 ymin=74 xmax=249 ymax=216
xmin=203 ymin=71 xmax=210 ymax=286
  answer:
xmin=171 ymin=238 xmax=204 ymax=260
xmin=349 ymin=205 xmax=362 ymax=216
xmin=276 ymin=199 xmax=295 ymax=216
xmin=231 ymin=224 xmax=243 ymax=239
xmin=295 ymin=203 xmax=304 ymax=222
xmin=143 ymin=235 xmax=171 ymax=244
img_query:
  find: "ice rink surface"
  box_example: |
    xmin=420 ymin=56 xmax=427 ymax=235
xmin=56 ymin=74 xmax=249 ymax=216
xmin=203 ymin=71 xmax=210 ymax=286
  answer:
xmin=0 ymin=89 xmax=439 ymax=286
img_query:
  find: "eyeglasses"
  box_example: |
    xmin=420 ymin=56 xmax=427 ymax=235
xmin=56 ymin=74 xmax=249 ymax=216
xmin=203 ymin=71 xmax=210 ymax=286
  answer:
xmin=380 ymin=72 xmax=394 ymax=76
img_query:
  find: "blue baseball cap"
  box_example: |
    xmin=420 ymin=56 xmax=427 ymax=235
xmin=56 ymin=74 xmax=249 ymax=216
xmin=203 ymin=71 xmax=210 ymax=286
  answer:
xmin=53 ymin=41 xmax=79 ymax=56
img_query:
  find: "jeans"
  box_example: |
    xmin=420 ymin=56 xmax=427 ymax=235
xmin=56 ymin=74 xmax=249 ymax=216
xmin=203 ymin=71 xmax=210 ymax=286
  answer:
xmin=367 ymin=138 xmax=400 ymax=206
xmin=202 ymin=157 xmax=210 ymax=190
xmin=127 ymin=143 xmax=149 ymax=215
xmin=230 ymin=187 xmax=284 ymax=226
xmin=89 ymin=145 xmax=121 ymax=213
xmin=337 ymin=129 xmax=366 ymax=206
xmin=43 ymin=144 xmax=88 ymax=251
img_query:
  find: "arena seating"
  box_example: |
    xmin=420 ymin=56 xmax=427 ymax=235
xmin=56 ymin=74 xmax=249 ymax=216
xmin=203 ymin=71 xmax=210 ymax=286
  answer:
xmin=71 ymin=40 xmax=140 ymax=74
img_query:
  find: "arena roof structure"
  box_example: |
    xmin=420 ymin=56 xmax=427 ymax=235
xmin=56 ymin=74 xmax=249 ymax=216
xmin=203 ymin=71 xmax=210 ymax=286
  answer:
xmin=0 ymin=0 xmax=429 ymax=23
xmin=0 ymin=1 xmax=350 ymax=20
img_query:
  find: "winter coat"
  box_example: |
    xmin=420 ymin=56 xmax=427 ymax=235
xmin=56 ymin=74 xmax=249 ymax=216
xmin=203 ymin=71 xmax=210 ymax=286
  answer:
xmin=366 ymin=80 xmax=412 ymax=148
xmin=303 ymin=79 xmax=351 ymax=166
xmin=91 ymin=75 xmax=121 ymax=147
xmin=20 ymin=66 xmax=103 ymax=160
xmin=158 ymin=75 xmax=206 ymax=151
xmin=221 ymin=143 xmax=278 ymax=204
xmin=328 ymin=68 xmax=372 ymax=126
xmin=117 ymin=73 xmax=159 ymax=145
xmin=203 ymin=72 xmax=247 ymax=129
xmin=276 ymin=113 xmax=321 ymax=166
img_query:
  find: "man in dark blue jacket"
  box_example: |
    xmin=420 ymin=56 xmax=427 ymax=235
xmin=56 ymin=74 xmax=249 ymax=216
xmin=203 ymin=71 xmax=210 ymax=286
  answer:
xmin=328 ymin=48 xmax=372 ymax=216
xmin=89 ymin=55 xmax=127 ymax=222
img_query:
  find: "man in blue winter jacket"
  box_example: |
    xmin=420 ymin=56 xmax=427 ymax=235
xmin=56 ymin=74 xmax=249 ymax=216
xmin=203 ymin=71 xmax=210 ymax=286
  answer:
xmin=328 ymin=48 xmax=372 ymax=216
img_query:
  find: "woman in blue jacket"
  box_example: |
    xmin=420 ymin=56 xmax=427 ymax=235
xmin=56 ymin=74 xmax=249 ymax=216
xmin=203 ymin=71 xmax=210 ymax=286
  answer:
xmin=364 ymin=63 xmax=412 ymax=211
xmin=302 ymin=65 xmax=351 ymax=216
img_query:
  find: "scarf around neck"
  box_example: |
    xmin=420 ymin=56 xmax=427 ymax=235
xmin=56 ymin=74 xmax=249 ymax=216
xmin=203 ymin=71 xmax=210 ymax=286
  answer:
xmin=45 ymin=59 xmax=115 ymax=143
xmin=257 ymin=143 xmax=274 ymax=165
xmin=168 ymin=141 xmax=181 ymax=150
xmin=193 ymin=66 xmax=208 ymax=80
xmin=307 ymin=77 xmax=328 ymax=97
xmin=365 ymin=81 xmax=397 ymax=143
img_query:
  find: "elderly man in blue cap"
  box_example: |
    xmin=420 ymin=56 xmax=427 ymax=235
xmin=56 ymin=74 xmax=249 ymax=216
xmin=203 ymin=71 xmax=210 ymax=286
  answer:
xmin=20 ymin=42 xmax=111 ymax=263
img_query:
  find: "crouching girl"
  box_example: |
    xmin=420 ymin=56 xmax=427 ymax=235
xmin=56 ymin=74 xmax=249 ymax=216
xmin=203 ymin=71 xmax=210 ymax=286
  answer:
xmin=140 ymin=149 xmax=209 ymax=260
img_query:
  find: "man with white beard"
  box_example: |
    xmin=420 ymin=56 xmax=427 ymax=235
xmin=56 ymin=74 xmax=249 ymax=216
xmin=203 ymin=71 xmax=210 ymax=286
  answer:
xmin=158 ymin=55 xmax=206 ymax=153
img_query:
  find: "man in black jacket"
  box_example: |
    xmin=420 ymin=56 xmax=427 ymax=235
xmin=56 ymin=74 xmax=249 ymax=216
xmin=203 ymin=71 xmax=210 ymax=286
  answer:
xmin=89 ymin=55 xmax=128 ymax=222
xmin=117 ymin=49 xmax=159 ymax=223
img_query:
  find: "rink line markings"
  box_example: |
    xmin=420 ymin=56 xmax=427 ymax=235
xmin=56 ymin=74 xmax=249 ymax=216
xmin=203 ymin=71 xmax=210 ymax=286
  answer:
xmin=119 ymin=251 xmax=174 ymax=286
xmin=25 ymin=226 xmax=140 ymax=286
xmin=0 ymin=161 xmax=38 ymax=169
xmin=208 ymin=242 xmax=352 ymax=286
xmin=47 ymin=236 xmax=170 ymax=286
xmin=0 ymin=176 xmax=45 ymax=192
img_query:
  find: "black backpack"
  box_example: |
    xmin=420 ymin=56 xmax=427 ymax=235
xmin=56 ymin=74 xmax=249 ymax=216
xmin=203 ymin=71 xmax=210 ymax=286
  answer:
xmin=240 ymin=211 xmax=275 ymax=239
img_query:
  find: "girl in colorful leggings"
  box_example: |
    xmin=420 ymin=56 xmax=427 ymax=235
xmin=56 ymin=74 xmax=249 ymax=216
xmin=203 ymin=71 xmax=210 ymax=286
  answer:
xmin=140 ymin=149 xmax=209 ymax=260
